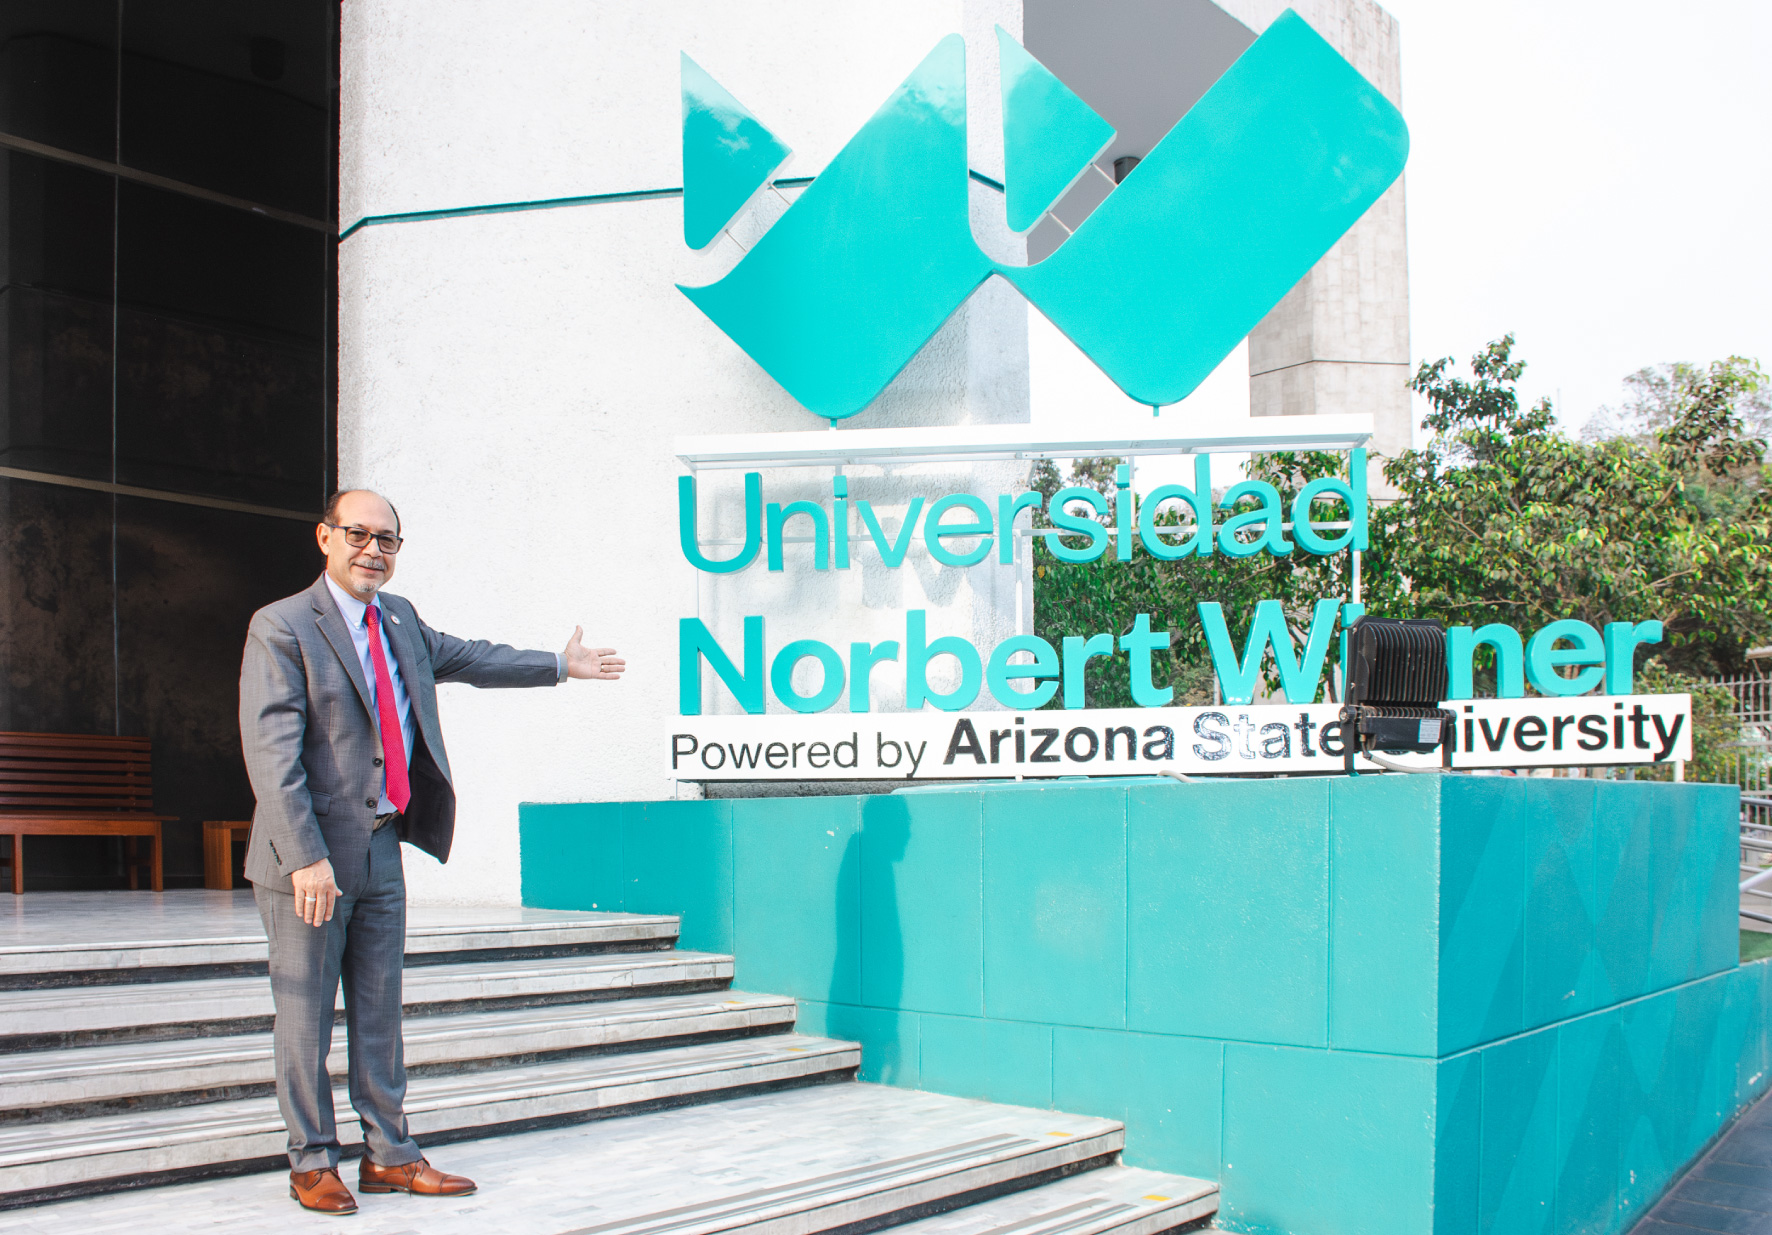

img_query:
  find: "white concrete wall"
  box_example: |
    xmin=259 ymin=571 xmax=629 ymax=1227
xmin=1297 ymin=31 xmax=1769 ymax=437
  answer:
xmin=338 ymin=0 xmax=1028 ymax=906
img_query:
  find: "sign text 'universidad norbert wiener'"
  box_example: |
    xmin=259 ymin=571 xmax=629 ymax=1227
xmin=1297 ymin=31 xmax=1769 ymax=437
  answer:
xmin=669 ymin=456 xmax=1691 ymax=779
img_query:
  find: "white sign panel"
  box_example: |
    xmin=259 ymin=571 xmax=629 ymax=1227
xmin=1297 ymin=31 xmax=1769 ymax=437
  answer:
xmin=667 ymin=694 xmax=1692 ymax=781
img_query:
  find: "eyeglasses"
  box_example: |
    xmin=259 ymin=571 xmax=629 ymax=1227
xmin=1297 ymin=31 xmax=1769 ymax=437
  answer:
xmin=323 ymin=524 xmax=403 ymax=554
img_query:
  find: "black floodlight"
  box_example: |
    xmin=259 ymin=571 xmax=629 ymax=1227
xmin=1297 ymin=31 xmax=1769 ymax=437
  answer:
xmin=1340 ymin=615 xmax=1455 ymax=771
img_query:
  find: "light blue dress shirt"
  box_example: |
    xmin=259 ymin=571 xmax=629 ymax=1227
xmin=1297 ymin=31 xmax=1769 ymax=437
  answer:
xmin=325 ymin=575 xmax=416 ymax=815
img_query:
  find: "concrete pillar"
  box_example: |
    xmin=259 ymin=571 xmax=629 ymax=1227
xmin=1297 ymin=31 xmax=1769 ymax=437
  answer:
xmin=1218 ymin=0 xmax=1413 ymax=462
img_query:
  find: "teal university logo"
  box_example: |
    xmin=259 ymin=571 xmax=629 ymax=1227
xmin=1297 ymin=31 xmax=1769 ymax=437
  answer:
xmin=677 ymin=11 xmax=1408 ymax=421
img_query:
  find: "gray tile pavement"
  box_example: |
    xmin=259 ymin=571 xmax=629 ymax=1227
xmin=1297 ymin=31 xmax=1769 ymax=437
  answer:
xmin=1632 ymin=1088 xmax=1772 ymax=1233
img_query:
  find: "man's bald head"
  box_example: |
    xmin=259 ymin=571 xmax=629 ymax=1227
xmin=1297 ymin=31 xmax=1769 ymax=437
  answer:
xmin=323 ymin=489 xmax=399 ymax=535
xmin=317 ymin=490 xmax=402 ymax=601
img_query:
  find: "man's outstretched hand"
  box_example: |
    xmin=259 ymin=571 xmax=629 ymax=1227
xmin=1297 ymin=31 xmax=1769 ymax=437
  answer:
xmin=564 ymin=626 xmax=626 ymax=681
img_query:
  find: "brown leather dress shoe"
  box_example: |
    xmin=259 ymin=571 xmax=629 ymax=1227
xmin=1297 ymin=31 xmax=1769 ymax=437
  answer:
xmin=290 ymin=1167 xmax=358 ymax=1214
xmin=358 ymin=1155 xmax=477 ymax=1196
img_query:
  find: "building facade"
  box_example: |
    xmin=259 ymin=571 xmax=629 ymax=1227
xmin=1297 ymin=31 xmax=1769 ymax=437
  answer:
xmin=0 ymin=0 xmax=1406 ymax=898
xmin=0 ymin=1 xmax=336 ymax=888
xmin=336 ymin=0 xmax=1409 ymax=905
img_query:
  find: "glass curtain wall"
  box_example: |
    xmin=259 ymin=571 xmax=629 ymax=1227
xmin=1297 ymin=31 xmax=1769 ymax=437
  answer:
xmin=0 ymin=1 xmax=337 ymax=888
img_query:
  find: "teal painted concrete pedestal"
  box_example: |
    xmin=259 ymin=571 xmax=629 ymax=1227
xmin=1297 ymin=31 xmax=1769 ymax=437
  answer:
xmin=521 ymin=776 xmax=1757 ymax=1235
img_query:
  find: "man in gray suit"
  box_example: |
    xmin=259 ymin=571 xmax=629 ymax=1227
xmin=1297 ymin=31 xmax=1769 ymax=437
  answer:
xmin=240 ymin=489 xmax=624 ymax=1215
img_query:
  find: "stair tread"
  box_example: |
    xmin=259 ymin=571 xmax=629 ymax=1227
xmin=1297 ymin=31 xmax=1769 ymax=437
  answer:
xmin=0 ymin=951 xmax=734 ymax=1038
xmin=0 ymin=991 xmax=797 ymax=1108
xmin=888 ymin=1165 xmax=1218 ymax=1235
xmin=0 ymin=892 xmax=674 ymax=977
xmin=0 ymin=1034 xmax=857 ymax=1171
xmin=0 ymin=1083 xmax=1129 ymax=1233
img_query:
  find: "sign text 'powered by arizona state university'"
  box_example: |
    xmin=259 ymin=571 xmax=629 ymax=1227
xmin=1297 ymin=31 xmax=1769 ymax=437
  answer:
xmin=669 ymin=696 xmax=1692 ymax=781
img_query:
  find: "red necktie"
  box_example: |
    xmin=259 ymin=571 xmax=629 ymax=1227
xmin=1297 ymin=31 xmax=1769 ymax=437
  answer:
xmin=363 ymin=605 xmax=411 ymax=813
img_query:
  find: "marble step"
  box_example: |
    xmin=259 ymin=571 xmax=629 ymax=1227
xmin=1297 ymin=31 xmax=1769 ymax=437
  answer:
xmin=0 ymin=1084 xmax=1138 ymax=1232
xmin=0 ymin=893 xmax=677 ymax=988
xmin=0 ymin=991 xmax=797 ymax=1116
xmin=0 ymin=951 xmax=734 ymax=1051
xmin=0 ymin=1034 xmax=859 ymax=1205
xmin=889 ymin=1165 xmax=1218 ymax=1235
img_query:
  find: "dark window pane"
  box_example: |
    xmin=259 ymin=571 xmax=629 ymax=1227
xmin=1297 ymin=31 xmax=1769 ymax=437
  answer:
xmin=115 ymin=309 xmax=323 ymax=509
xmin=5 ymin=150 xmax=115 ymax=299
xmin=0 ymin=151 xmax=114 ymax=479
xmin=116 ymin=496 xmax=320 ymax=886
xmin=117 ymin=180 xmax=322 ymax=341
xmin=0 ymin=476 xmax=129 ymax=890
xmin=120 ymin=0 xmax=331 ymax=219
xmin=0 ymin=477 xmax=115 ymax=736
xmin=116 ymin=181 xmax=325 ymax=508
xmin=0 ymin=1 xmax=118 ymax=161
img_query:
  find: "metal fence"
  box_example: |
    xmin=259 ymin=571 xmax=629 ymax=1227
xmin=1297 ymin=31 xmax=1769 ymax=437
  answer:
xmin=1714 ymin=674 xmax=1772 ymax=821
xmin=1712 ymin=673 xmax=1772 ymax=924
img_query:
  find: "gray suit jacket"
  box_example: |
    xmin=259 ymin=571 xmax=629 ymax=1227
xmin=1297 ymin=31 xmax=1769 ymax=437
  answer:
xmin=239 ymin=574 xmax=559 ymax=890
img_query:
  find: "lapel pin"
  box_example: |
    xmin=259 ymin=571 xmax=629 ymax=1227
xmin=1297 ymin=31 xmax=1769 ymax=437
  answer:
xmin=389 ymin=614 xmax=400 ymax=625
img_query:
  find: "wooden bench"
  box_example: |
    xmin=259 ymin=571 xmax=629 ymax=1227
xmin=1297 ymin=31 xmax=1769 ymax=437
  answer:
xmin=0 ymin=733 xmax=169 ymax=894
xmin=202 ymin=820 xmax=252 ymax=890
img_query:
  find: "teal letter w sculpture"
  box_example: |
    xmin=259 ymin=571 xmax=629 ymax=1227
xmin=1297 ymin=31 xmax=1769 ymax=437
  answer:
xmin=677 ymin=11 xmax=1408 ymax=421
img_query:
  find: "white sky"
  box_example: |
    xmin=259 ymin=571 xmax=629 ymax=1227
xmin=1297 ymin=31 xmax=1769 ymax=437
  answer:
xmin=1030 ymin=0 xmax=1772 ymax=466
xmin=1387 ymin=0 xmax=1772 ymax=433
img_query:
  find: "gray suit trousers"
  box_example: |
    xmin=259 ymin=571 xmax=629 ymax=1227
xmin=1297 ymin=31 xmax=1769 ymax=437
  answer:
xmin=253 ymin=824 xmax=421 ymax=1173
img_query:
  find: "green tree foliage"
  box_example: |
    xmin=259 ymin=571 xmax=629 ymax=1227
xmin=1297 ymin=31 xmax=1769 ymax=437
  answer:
xmin=1368 ymin=337 xmax=1772 ymax=677
xmin=1583 ymin=358 xmax=1771 ymax=445
xmin=1031 ymin=338 xmax=1772 ymax=767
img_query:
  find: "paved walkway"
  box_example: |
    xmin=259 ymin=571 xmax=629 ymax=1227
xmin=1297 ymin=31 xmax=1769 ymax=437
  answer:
xmin=1633 ymin=1088 xmax=1772 ymax=1233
